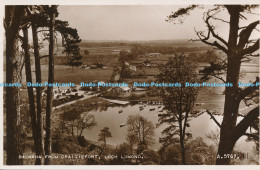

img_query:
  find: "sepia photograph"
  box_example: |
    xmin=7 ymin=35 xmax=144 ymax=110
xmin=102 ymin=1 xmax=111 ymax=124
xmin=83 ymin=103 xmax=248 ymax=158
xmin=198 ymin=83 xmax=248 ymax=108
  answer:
xmin=1 ymin=1 xmax=260 ymax=168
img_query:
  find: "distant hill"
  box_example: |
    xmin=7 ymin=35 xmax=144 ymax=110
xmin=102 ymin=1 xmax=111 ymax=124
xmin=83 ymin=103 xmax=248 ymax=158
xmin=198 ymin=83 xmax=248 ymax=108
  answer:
xmin=80 ymin=39 xmax=206 ymax=47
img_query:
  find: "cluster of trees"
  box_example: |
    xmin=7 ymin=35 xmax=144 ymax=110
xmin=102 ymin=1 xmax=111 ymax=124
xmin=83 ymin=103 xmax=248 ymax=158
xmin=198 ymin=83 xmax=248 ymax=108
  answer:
xmin=126 ymin=114 xmax=155 ymax=154
xmin=4 ymin=5 xmax=81 ymax=165
xmin=102 ymin=115 xmax=218 ymax=165
xmin=118 ymin=50 xmax=135 ymax=81
xmin=158 ymin=137 xmax=216 ymax=165
xmin=53 ymin=109 xmax=220 ymax=165
xmin=61 ymin=107 xmax=97 ymax=137
xmin=188 ymin=50 xmax=219 ymax=63
xmin=4 ymin=4 xmax=259 ymax=166
xmin=130 ymin=44 xmax=211 ymax=55
xmin=80 ymin=41 xmax=132 ymax=48
xmin=109 ymin=5 xmax=259 ymax=165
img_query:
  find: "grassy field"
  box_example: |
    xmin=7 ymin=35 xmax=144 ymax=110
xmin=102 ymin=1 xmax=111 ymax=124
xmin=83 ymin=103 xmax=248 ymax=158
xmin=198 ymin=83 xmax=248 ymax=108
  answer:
xmin=19 ymin=65 xmax=114 ymax=85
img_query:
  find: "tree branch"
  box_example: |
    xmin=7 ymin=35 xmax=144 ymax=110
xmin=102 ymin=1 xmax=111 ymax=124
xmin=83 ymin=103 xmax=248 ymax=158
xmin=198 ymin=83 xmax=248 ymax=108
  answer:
xmin=195 ymin=30 xmax=228 ymax=54
xmin=206 ymin=109 xmax=221 ymax=127
xmin=243 ymin=52 xmax=259 ymax=58
xmin=212 ymin=72 xmax=226 ymax=83
xmin=238 ymin=76 xmax=259 ymax=101
xmin=238 ymin=20 xmax=259 ymax=49
xmin=166 ymin=5 xmax=199 ymax=24
xmin=205 ymin=14 xmax=228 ymax=47
xmin=25 ymin=6 xmax=32 ymax=16
xmin=233 ymin=106 xmax=259 ymax=142
xmin=238 ymin=39 xmax=260 ymax=57
xmin=211 ymin=16 xmax=230 ymax=24
xmin=244 ymin=133 xmax=259 ymax=140
xmin=37 ymin=29 xmax=49 ymax=33
xmin=40 ymin=55 xmax=49 ymax=59
xmin=207 ymin=107 xmax=259 ymax=142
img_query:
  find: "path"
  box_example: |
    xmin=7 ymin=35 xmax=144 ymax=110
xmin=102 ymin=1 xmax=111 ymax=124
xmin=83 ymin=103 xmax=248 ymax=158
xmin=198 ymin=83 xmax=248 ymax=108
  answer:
xmin=101 ymin=98 xmax=129 ymax=105
xmin=53 ymin=93 xmax=98 ymax=110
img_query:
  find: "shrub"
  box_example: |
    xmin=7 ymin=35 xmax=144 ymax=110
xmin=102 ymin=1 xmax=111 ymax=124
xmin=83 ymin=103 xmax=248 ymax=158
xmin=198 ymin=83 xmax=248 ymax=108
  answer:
xmin=77 ymin=136 xmax=88 ymax=147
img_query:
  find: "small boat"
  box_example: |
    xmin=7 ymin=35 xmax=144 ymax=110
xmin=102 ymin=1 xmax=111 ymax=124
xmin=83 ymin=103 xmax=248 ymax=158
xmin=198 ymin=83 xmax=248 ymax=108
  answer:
xmin=158 ymin=106 xmax=161 ymax=109
xmin=150 ymin=108 xmax=155 ymax=111
xmin=120 ymin=124 xmax=125 ymax=127
xmin=118 ymin=110 xmax=123 ymax=113
xmin=139 ymin=106 xmax=144 ymax=111
xmin=159 ymin=110 xmax=164 ymax=112
xmin=158 ymin=114 xmax=162 ymax=117
xmin=144 ymin=104 xmax=146 ymax=107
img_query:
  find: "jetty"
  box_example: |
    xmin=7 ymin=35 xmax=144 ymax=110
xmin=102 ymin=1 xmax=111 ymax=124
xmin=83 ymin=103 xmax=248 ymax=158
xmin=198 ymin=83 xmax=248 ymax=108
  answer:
xmin=102 ymin=98 xmax=129 ymax=105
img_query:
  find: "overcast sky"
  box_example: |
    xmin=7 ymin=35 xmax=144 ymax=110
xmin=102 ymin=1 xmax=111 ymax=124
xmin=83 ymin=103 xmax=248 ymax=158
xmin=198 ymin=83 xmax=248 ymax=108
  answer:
xmin=58 ymin=5 xmax=259 ymax=41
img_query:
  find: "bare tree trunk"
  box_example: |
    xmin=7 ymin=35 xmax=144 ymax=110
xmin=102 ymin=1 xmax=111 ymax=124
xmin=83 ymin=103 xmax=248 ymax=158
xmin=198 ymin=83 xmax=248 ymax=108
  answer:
xmin=71 ymin=121 xmax=74 ymax=136
xmin=44 ymin=5 xmax=56 ymax=165
xmin=216 ymin=7 xmax=240 ymax=165
xmin=5 ymin=6 xmax=24 ymax=165
xmin=216 ymin=58 xmax=240 ymax=165
xmin=22 ymin=27 xmax=43 ymax=165
xmin=32 ymin=21 xmax=45 ymax=163
xmin=104 ymin=138 xmax=107 ymax=151
xmin=179 ymin=119 xmax=186 ymax=165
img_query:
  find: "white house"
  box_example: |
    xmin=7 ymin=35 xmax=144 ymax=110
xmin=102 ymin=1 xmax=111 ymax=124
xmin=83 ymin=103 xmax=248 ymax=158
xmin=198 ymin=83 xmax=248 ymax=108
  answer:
xmin=146 ymin=53 xmax=161 ymax=58
xmin=129 ymin=65 xmax=136 ymax=71
xmin=112 ymin=86 xmax=131 ymax=92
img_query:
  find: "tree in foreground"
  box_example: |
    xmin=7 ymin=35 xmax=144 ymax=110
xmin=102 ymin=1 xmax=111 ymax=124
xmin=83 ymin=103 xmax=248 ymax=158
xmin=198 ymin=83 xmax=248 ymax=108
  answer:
xmin=126 ymin=114 xmax=155 ymax=154
xmin=61 ymin=107 xmax=85 ymax=136
xmin=15 ymin=5 xmax=82 ymax=165
xmin=98 ymin=127 xmax=112 ymax=151
xmin=76 ymin=112 xmax=97 ymax=137
xmin=4 ymin=5 xmax=25 ymax=165
xmin=44 ymin=5 xmax=57 ymax=165
xmin=157 ymin=54 xmax=200 ymax=164
xmin=167 ymin=5 xmax=259 ymax=164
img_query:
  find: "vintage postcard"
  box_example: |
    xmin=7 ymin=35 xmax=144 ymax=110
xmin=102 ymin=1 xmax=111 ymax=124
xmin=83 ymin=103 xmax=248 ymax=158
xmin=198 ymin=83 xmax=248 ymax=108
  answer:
xmin=0 ymin=0 xmax=259 ymax=169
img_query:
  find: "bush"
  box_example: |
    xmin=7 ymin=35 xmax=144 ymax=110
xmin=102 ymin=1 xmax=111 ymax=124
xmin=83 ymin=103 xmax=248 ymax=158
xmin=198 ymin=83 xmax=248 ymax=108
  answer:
xmin=77 ymin=136 xmax=88 ymax=147
xmin=52 ymin=134 xmax=87 ymax=154
xmin=146 ymin=89 xmax=160 ymax=97
xmin=128 ymin=93 xmax=147 ymax=100
xmin=141 ymin=149 xmax=160 ymax=165
xmin=102 ymin=91 xmax=121 ymax=99
xmin=128 ymin=93 xmax=137 ymax=100
xmin=80 ymin=86 xmax=91 ymax=91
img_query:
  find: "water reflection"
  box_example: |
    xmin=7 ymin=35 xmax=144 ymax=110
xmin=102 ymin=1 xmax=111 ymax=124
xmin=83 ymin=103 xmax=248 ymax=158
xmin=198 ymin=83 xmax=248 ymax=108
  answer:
xmin=83 ymin=104 xmax=258 ymax=162
xmin=79 ymin=64 xmax=259 ymax=164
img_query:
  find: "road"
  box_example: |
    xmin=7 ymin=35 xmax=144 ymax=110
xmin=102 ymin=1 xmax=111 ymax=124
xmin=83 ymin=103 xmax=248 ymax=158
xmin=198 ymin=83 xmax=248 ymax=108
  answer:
xmin=53 ymin=93 xmax=98 ymax=110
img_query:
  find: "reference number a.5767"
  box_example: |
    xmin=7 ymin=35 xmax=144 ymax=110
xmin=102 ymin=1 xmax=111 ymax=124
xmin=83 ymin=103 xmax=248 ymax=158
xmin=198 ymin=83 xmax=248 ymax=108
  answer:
xmin=217 ymin=154 xmax=238 ymax=159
